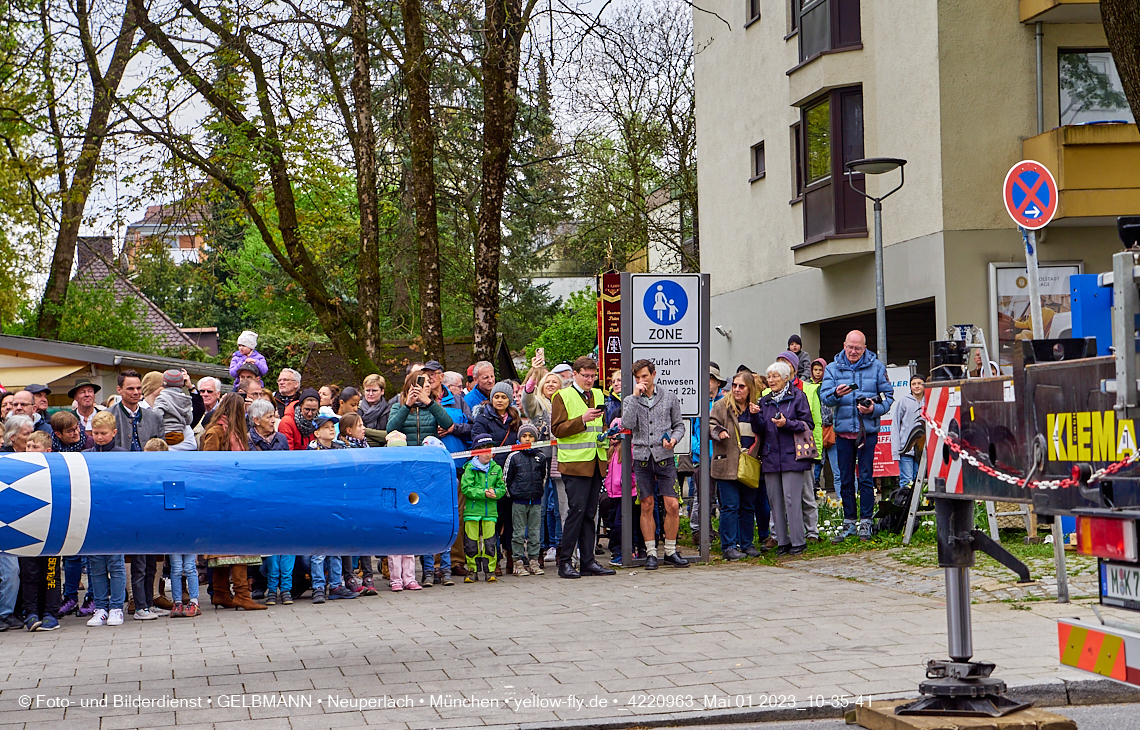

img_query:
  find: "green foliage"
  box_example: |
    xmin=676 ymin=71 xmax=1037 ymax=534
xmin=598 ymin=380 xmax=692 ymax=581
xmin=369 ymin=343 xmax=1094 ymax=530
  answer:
xmin=6 ymin=276 xmax=161 ymax=353
xmin=524 ymin=289 xmax=598 ymax=367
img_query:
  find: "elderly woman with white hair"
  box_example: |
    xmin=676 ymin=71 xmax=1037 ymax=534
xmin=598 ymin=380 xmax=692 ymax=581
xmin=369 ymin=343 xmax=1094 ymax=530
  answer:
xmin=755 ymin=359 xmax=815 ymax=556
xmin=2 ymin=415 xmax=34 ymax=452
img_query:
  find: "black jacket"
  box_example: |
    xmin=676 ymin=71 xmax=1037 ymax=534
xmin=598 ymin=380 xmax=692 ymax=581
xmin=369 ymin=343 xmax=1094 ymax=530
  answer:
xmin=471 ymin=407 xmax=520 ymax=467
xmin=504 ymin=448 xmax=548 ymax=503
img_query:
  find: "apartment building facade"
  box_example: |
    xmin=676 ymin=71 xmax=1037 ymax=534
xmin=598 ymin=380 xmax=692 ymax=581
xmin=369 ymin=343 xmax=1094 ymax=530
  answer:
xmin=695 ymin=0 xmax=1138 ymax=371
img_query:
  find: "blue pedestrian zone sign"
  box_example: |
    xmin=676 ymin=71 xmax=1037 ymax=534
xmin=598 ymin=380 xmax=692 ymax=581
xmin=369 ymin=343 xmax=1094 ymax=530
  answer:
xmin=631 ymin=274 xmax=700 ymax=345
xmin=643 ymin=280 xmax=688 ymax=325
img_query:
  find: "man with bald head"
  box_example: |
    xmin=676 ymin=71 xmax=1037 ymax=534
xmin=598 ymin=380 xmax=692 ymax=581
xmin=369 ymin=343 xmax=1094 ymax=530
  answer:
xmin=820 ymin=330 xmax=893 ymax=543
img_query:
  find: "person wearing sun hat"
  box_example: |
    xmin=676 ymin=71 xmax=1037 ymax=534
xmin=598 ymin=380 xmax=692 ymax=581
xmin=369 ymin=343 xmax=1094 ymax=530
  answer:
xmin=68 ymin=378 xmax=104 ymax=432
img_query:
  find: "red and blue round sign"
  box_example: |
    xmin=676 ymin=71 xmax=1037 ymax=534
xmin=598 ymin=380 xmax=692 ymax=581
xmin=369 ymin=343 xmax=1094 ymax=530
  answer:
xmin=1003 ymin=160 xmax=1058 ymax=230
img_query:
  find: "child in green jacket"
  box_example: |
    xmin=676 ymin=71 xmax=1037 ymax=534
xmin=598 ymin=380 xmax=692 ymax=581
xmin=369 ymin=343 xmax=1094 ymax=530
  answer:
xmin=461 ymin=435 xmax=507 ymax=582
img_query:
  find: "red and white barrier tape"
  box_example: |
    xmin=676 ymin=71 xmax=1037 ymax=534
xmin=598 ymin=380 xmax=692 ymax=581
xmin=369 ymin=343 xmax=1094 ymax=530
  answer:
xmin=447 ymin=429 xmax=631 ymax=460
xmin=921 ymin=411 xmax=1139 ymax=489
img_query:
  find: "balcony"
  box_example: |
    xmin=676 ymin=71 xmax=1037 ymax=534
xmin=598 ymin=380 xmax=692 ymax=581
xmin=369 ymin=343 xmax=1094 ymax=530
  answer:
xmin=1022 ymin=123 xmax=1140 ymax=223
xmin=1020 ymin=0 xmax=1101 ymax=24
xmin=791 ymin=234 xmax=872 ymax=267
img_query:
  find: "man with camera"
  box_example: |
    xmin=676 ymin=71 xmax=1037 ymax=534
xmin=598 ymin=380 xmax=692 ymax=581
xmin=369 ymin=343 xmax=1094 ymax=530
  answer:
xmin=820 ymin=330 xmax=894 ymax=543
xmin=622 ymin=359 xmax=690 ymax=570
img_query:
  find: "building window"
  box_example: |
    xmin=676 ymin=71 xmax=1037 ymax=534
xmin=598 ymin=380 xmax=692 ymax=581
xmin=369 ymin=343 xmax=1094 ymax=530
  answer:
xmin=790 ymin=0 xmax=800 ymax=33
xmin=797 ymin=0 xmax=861 ymax=63
xmin=747 ymin=0 xmax=761 ymax=24
xmin=794 ymin=86 xmax=866 ymax=244
xmin=1059 ymin=50 xmax=1134 ymax=126
xmin=750 ymin=141 xmax=766 ymax=182
xmin=791 ymin=122 xmax=803 ymax=198
xmin=804 ymin=99 xmax=830 ymax=184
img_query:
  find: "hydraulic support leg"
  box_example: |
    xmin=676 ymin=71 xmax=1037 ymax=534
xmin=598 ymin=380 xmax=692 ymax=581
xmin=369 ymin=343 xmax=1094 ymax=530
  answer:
xmin=896 ymin=497 xmax=1032 ymax=717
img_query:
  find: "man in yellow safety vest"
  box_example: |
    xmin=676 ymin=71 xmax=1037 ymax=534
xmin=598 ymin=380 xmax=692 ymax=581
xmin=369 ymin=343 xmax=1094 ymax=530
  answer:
xmin=550 ymin=356 xmax=617 ymax=579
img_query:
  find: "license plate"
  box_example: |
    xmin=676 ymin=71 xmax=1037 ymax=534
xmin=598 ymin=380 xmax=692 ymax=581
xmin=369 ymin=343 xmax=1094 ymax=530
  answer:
xmin=1101 ymin=561 xmax=1140 ymax=611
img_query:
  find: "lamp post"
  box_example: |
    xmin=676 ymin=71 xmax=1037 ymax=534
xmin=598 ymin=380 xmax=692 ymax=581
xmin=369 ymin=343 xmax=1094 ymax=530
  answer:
xmin=846 ymin=157 xmax=907 ymax=364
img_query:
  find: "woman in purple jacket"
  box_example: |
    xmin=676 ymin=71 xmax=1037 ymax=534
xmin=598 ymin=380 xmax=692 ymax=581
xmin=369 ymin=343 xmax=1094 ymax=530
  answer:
xmin=755 ymin=359 xmax=814 ymax=556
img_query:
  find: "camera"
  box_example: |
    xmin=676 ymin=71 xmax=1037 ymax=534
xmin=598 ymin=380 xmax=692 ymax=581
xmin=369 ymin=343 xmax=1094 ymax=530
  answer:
xmin=857 ymin=394 xmax=884 ymax=409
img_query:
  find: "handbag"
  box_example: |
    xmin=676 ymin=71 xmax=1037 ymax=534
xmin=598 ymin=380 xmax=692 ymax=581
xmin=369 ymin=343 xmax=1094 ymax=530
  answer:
xmin=734 ymin=424 xmax=761 ymax=489
xmin=794 ymin=428 xmax=819 ymax=461
xmin=822 ymin=425 xmax=836 ymax=448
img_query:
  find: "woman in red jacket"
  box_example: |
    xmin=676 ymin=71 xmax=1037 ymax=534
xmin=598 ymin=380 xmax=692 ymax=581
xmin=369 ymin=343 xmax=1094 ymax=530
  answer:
xmin=279 ymin=388 xmax=321 ymax=450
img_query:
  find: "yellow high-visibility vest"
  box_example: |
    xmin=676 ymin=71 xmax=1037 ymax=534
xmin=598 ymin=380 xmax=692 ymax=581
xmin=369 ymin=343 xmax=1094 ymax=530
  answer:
xmin=556 ymin=386 xmax=607 ymax=463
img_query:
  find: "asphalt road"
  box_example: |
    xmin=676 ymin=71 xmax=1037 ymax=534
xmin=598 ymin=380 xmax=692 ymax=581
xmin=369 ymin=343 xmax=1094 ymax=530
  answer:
xmin=661 ymin=702 xmax=1140 ymax=730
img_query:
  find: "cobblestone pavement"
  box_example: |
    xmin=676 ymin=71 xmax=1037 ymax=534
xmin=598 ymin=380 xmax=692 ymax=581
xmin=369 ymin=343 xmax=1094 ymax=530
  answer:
xmin=0 ymin=558 xmax=1130 ymax=730
xmin=788 ymin=547 xmax=1100 ymax=602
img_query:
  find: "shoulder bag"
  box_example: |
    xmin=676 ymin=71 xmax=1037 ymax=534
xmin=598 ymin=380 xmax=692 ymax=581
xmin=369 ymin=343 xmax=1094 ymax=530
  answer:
xmin=734 ymin=420 xmax=761 ymax=489
xmin=794 ymin=429 xmax=819 ymax=461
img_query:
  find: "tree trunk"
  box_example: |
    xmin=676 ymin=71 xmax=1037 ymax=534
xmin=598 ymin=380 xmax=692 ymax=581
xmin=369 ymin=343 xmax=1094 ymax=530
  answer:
xmin=473 ymin=0 xmax=528 ymax=361
xmin=36 ymin=0 xmax=137 ymax=340
xmin=399 ymin=0 xmax=445 ymax=365
xmin=128 ymin=0 xmax=381 ymax=381
xmin=349 ymin=0 xmax=383 ymax=365
xmin=1102 ymin=0 xmax=1140 ymax=122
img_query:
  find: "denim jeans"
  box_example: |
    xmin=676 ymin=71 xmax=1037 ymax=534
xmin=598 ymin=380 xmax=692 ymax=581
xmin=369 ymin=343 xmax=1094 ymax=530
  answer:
xmin=898 ymin=453 xmax=918 ymax=490
xmin=309 ymin=556 xmax=326 ymax=591
xmin=0 ymin=554 xmax=18 ymax=618
xmin=86 ymin=555 xmax=126 ymax=612
xmin=836 ymin=435 xmax=878 ymax=521
xmin=542 ymin=477 xmax=563 ymax=549
xmin=422 ymin=551 xmax=451 ymax=575
xmin=63 ymin=556 xmax=86 ymax=601
xmin=716 ymin=480 xmax=758 ymax=551
xmin=822 ymin=444 xmax=841 ymax=508
xmin=328 ymin=555 xmax=343 ymax=587
xmin=265 ymin=555 xmax=295 ymax=593
xmin=169 ymin=555 xmax=199 ymax=602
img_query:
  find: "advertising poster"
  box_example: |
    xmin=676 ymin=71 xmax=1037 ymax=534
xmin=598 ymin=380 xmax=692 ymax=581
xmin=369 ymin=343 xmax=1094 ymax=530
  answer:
xmin=993 ymin=264 xmax=1081 ymax=371
xmin=872 ymin=366 xmax=913 ymax=478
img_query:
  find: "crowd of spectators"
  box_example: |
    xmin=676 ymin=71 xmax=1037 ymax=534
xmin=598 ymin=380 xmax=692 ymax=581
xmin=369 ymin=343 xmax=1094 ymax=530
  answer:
xmin=0 ymin=326 xmax=903 ymax=632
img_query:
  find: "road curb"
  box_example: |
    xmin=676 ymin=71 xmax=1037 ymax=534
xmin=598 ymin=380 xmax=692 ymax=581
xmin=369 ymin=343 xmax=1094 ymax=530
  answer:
xmin=479 ymin=678 xmax=1140 ymax=730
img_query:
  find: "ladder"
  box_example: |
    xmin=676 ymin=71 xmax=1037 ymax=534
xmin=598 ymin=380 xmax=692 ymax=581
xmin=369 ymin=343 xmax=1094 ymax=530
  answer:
xmin=984 ymin=501 xmax=1037 ymax=543
xmin=902 ymin=448 xmax=933 ymax=545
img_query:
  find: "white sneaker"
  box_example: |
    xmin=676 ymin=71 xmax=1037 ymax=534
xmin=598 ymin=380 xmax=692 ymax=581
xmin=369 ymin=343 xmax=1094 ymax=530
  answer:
xmin=149 ymin=606 xmax=170 ymax=617
xmin=133 ymin=608 xmax=156 ymax=621
xmin=543 ymin=547 xmax=556 ymax=562
xmin=107 ymin=608 xmax=124 ymax=626
xmin=86 ymin=609 xmax=108 ymax=627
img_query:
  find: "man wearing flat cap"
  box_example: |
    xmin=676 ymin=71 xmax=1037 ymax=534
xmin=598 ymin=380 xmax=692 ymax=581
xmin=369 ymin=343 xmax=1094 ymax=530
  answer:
xmin=24 ymin=384 xmax=54 ymax=435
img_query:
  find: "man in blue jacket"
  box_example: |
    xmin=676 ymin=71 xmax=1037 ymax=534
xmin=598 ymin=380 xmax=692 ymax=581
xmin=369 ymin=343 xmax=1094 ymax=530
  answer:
xmin=821 ymin=331 xmax=893 ymax=543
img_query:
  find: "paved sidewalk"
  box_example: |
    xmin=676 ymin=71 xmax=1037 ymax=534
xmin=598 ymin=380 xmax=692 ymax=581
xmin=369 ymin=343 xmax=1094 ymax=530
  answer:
xmin=0 ymin=558 xmax=1130 ymax=730
xmin=791 ymin=548 xmax=1101 ymax=602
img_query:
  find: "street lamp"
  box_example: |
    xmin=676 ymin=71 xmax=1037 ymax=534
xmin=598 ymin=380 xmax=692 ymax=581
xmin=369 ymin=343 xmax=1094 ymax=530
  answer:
xmin=846 ymin=157 xmax=907 ymax=364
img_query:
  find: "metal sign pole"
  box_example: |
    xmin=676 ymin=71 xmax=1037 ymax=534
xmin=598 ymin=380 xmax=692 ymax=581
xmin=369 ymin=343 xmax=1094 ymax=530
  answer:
xmin=1022 ymin=227 xmax=1045 ymax=340
xmin=699 ymin=274 xmax=711 ymax=563
xmin=620 ymin=273 xmax=634 ymax=569
xmin=1023 ymin=226 xmax=1069 ymax=602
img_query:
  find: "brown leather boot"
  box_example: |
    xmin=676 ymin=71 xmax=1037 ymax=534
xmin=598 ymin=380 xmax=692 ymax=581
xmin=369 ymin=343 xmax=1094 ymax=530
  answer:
xmin=229 ymin=565 xmax=266 ymax=610
xmin=211 ymin=567 xmax=234 ymax=609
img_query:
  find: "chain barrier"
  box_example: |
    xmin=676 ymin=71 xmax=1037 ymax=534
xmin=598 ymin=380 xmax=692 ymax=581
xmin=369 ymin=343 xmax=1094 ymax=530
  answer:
xmin=921 ymin=411 xmax=1140 ymax=490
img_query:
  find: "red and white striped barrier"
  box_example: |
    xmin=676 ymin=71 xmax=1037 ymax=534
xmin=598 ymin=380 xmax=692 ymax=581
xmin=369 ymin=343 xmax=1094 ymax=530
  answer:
xmin=447 ymin=430 xmax=631 ymax=460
